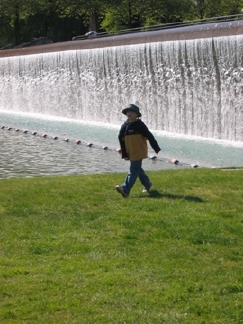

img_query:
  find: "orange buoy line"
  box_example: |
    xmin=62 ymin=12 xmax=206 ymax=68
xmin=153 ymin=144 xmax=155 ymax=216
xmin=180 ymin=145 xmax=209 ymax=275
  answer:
xmin=0 ymin=124 xmax=195 ymax=167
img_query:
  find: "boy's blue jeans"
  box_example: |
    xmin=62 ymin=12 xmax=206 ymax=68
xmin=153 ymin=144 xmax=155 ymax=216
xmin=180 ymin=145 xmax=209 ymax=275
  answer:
xmin=121 ymin=160 xmax=151 ymax=195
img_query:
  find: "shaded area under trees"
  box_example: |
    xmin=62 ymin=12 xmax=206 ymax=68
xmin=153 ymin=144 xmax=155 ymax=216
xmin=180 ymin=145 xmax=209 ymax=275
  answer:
xmin=0 ymin=0 xmax=243 ymax=47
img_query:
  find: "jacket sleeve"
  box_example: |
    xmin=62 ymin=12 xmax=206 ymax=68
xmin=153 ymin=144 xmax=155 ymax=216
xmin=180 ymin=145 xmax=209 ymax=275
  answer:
xmin=118 ymin=124 xmax=128 ymax=159
xmin=140 ymin=122 xmax=161 ymax=153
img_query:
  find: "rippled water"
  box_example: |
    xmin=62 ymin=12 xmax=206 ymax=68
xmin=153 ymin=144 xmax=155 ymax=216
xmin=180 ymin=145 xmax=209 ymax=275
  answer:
xmin=0 ymin=128 xmax=185 ymax=179
xmin=1 ymin=111 xmax=243 ymax=179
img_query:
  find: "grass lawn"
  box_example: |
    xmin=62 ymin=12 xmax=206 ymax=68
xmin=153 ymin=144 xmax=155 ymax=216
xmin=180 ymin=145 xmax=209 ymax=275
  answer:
xmin=0 ymin=168 xmax=243 ymax=323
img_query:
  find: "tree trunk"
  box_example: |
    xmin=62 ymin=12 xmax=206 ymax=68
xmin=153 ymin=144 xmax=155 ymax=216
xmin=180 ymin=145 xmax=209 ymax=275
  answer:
xmin=89 ymin=12 xmax=97 ymax=31
xmin=14 ymin=4 xmax=20 ymax=46
xmin=196 ymin=0 xmax=205 ymax=19
xmin=128 ymin=0 xmax=132 ymax=28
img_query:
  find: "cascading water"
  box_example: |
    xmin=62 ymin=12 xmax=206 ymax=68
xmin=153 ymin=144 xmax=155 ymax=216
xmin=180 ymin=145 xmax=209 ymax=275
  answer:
xmin=0 ymin=34 xmax=242 ymax=142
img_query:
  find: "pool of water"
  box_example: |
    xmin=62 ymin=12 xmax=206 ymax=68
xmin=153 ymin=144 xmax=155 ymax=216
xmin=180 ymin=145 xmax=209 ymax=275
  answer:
xmin=0 ymin=116 xmax=188 ymax=179
xmin=0 ymin=111 xmax=242 ymax=179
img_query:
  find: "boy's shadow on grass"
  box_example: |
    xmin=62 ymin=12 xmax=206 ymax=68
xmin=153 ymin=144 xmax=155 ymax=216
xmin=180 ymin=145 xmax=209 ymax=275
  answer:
xmin=142 ymin=190 xmax=204 ymax=202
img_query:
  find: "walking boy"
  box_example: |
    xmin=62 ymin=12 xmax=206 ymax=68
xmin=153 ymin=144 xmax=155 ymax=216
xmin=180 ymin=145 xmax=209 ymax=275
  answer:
xmin=116 ymin=104 xmax=161 ymax=197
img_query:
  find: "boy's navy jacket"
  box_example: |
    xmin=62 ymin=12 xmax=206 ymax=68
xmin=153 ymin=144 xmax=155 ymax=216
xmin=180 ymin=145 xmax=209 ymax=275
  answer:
xmin=118 ymin=119 xmax=161 ymax=161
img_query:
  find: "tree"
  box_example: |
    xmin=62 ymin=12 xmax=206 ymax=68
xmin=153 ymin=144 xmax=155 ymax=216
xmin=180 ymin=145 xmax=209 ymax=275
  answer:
xmin=0 ymin=0 xmax=29 ymax=45
xmin=142 ymin=0 xmax=195 ymax=24
xmin=193 ymin=0 xmax=243 ymax=19
xmin=101 ymin=0 xmax=145 ymax=32
xmin=0 ymin=0 xmax=243 ymax=47
xmin=58 ymin=0 xmax=123 ymax=33
xmin=101 ymin=0 xmax=195 ymax=32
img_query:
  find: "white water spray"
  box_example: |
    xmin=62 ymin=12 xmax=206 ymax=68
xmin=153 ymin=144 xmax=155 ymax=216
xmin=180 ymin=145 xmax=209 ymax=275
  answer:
xmin=0 ymin=35 xmax=242 ymax=142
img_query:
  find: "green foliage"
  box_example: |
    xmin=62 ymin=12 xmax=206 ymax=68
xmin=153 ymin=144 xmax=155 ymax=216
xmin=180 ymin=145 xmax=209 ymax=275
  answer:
xmin=0 ymin=0 xmax=242 ymax=46
xmin=100 ymin=10 xmax=126 ymax=32
xmin=193 ymin=0 xmax=243 ymax=19
xmin=0 ymin=169 xmax=243 ymax=322
xmin=101 ymin=0 xmax=196 ymax=32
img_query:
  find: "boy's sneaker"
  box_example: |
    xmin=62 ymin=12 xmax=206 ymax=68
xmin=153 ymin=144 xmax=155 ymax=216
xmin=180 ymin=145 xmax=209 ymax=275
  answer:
xmin=116 ymin=185 xmax=128 ymax=197
xmin=142 ymin=183 xmax=152 ymax=193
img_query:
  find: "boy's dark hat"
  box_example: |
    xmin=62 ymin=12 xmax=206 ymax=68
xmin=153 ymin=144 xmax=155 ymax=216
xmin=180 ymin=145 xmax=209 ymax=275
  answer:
xmin=122 ymin=104 xmax=141 ymax=117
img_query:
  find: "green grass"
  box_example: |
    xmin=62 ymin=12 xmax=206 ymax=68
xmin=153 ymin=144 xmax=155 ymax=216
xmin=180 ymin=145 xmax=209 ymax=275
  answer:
xmin=0 ymin=168 xmax=243 ymax=323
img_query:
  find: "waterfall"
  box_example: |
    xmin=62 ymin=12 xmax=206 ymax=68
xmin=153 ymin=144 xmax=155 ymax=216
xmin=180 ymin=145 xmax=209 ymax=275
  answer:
xmin=0 ymin=34 xmax=242 ymax=142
